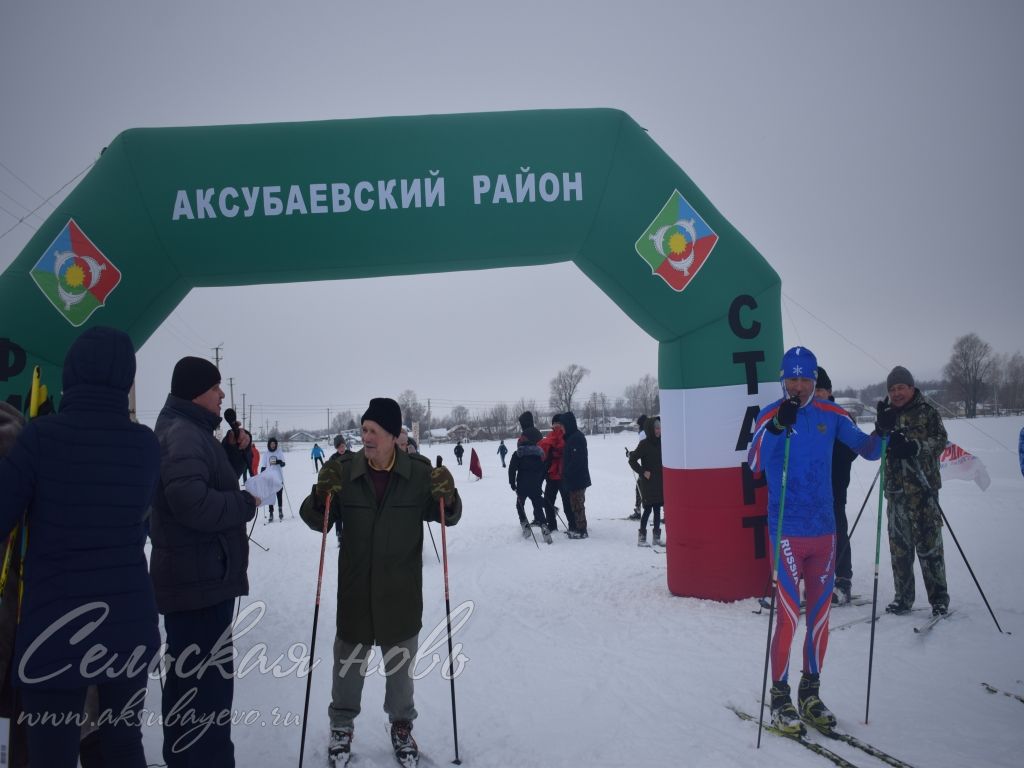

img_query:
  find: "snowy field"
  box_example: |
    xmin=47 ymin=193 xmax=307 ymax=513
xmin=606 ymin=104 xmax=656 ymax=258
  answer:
xmin=138 ymin=415 xmax=1024 ymax=768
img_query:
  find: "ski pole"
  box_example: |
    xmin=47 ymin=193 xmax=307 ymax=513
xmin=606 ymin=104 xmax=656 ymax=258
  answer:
xmin=238 ymin=512 xmax=263 ymax=624
xmin=757 ymin=429 xmax=791 ymax=748
xmin=426 ymin=521 xmax=441 ymax=564
xmin=436 ymin=461 xmax=461 ymax=765
xmin=865 ymin=438 xmax=888 ymax=724
xmin=298 ymin=491 xmax=332 ymax=768
xmin=908 ymin=458 xmax=1004 ymax=634
xmin=284 ymin=483 xmax=296 ymax=518
xmin=249 ymin=535 xmax=269 ymax=553
xmin=846 ymin=466 xmax=880 ymax=540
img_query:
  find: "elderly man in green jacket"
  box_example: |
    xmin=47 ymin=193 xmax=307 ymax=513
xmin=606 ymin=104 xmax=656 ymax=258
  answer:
xmin=300 ymin=397 xmax=461 ymax=768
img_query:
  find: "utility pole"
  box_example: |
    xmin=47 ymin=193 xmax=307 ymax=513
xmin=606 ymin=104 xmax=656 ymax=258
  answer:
xmin=212 ymin=344 xmax=223 ymax=369
xmin=327 ymin=407 xmax=331 ymax=433
xmin=242 ymin=394 xmax=247 ymax=428
xmin=228 ymin=377 xmax=235 ymax=411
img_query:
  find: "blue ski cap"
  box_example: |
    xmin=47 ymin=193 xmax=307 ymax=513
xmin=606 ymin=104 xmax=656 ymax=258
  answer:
xmin=779 ymin=346 xmax=818 ymax=381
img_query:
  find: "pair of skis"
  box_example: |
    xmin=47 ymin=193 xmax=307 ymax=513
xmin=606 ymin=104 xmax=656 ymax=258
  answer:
xmin=730 ymin=705 xmax=917 ymax=768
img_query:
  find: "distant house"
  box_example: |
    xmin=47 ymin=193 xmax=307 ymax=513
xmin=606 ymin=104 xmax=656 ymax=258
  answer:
xmin=447 ymin=424 xmax=471 ymax=442
xmin=286 ymin=430 xmax=317 ymax=442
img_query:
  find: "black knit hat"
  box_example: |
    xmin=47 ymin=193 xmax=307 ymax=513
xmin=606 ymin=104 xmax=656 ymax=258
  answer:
xmin=518 ymin=411 xmax=535 ymax=430
xmin=637 ymin=414 xmax=648 ymax=428
xmin=171 ymin=356 xmax=220 ymax=401
xmin=362 ymin=397 xmax=402 ymax=438
xmin=551 ymin=413 xmax=563 ymax=425
xmin=815 ymin=367 xmax=832 ymax=391
xmin=886 ymin=365 xmax=915 ymax=390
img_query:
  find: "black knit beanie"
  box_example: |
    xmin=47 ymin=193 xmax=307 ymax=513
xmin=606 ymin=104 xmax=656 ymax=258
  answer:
xmin=518 ymin=411 xmax=535 ymax=430
xmin=362 ymin=397 xmax=403 ymax=438
xmin=886 ymin=366 xmax=915 ymax=390
xmin=171 ymin=356 xmax=221 ymax=401
xmin=637 ymin=414 xmax=648 ymax=429
xmin=815 ymin=367 xmax=832 ymax=391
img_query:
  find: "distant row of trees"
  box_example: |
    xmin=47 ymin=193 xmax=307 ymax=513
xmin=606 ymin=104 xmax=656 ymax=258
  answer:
xmin=833 ymin=333 xmax=1022 ymax=419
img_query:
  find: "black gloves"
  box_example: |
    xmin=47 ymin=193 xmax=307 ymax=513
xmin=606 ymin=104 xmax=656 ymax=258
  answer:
xmin=775 ymin=397 xmax=800 ymax=428
xmin=888 ymin=430 xmax=919 ymax=459
xmin=875 ymin=400 xmax=898 ymax=435
xmin=510 ymin=482 xmax=517 ymax=492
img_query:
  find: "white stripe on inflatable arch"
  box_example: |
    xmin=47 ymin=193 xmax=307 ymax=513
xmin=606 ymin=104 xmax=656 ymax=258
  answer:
xmin=660 ymin=383 xmax=779 ymax=470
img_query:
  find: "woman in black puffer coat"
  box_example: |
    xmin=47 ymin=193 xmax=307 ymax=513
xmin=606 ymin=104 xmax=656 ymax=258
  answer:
xmin=0 ymin=326 xmax=161 ymax=767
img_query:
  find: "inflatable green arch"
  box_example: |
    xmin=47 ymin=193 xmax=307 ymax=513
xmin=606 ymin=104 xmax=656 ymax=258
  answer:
xmin=0 ymin=108 xmax=780 ymax=601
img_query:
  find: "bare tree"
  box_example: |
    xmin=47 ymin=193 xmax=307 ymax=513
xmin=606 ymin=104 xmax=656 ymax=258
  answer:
xmin=511 ymin=398 xmax=539 ymax=427
xmin=396 ymin=390 xmax=427 ymax=427
xmin=487 ymin=402 xmax=511 ymax=436
xmin=330 ymin=411 xmax=356 ymax=434
xmin=943 ymin=333 xmax=994 ymax=418
xmin=448 ymin=405 xmax=470 ymax=426
xmin=624 ymin=373 xmax=659 ymax=417
xmin=548 ymin=364 xmax=590 ymax=413
xmin=1000 ymin=352 xmax=1024 ymax=413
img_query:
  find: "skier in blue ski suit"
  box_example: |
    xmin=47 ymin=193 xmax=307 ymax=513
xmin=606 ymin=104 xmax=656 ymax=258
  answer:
xmin=748 ymin=346 xmax=883 ymax=735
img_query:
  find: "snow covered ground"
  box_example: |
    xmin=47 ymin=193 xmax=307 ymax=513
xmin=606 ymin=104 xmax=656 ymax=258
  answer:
xmin=138 ymin=415 xmax=1024 ymax=767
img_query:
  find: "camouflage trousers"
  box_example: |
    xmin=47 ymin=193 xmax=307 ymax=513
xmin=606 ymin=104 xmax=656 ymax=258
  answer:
xmin=886 ymin=494 xmax=949 ymax=610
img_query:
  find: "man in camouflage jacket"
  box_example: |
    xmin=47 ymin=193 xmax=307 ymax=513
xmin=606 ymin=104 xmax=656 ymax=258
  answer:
xmin=876 ymin=366 xmax=950 ymax=617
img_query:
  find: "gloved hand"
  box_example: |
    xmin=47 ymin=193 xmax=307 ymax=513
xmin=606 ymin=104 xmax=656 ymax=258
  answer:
xmin=875 ymin=400 xmax=898 ymax=435
xmin=0 ymin=402 xmax=26 ymax=458
xmin=317 ymin=461 xmax=343 ymax=499
xmin=278 ymin=460 xmax=286 ymax=467
xmin=431 ymin=465 xmax=456 ymax=504
xmin=775 ymin=396 xmax=800 ymax=428
xmin=887 ymin=430 xmax=919 ymax=459
xmin=510 ymin=482 xmax=517 ymax=492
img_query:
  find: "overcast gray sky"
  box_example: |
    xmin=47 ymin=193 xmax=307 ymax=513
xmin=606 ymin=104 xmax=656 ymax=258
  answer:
xmin=2 ymin=1 xmax=1021 ymax=431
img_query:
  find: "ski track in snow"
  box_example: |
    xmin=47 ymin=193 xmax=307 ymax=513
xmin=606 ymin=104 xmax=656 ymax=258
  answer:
xmin=137 ymin=417 xmax=1024 ymax=767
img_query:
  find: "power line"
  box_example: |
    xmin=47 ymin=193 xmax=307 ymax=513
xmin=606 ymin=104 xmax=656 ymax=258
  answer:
xmin=0 ymin=161 xmax=96 ymax=242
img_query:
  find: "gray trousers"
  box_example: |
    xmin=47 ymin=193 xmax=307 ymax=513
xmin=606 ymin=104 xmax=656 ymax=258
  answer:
xmin=328 ymin=633 xmax=419 ymax=729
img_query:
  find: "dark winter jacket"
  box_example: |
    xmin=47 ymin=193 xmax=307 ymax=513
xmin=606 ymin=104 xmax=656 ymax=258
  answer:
xmin=882 ymin=389 xmax=947 ymax=499
xmin=299 ymin=449 xmax=461 ymax=645
xmin=151 ymin=395 xmax=258 ymax=614
xmin=509 ymin=430 xmax=545 ymax=496
xmin=628 ymin=418 xmax=663 ymax=507
xmin=0 ymin=327 xmax=161 ymax=689
xmin=453 ymin=442 xmax=465 ymax=458
xmin=560 ymin=412 xmax=591 ymax=492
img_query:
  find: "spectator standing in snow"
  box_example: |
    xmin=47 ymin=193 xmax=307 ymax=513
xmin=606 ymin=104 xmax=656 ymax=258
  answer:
xmin=628 ymin=414 xmax=647 ymax=520
xmin=299 ymin=398 xmax=462 ymax=766
xmin=876 ymin=365 xmax=951 ymax=618
xmin=0 ymin=327 xmax=162 ymax=767
xmin=1018 ymin=426 xmax=1023 ymax=477
xmin=509 ymin=411 xmax=550 ymax=540
xmin=539 ymin=413 xmax=571 ymax=534
xmin=748 ymin=346 xmax=882 ymax=736
xmin=151 ymin=355 xmax=260 ymax=767
xmin=629 ymin=416 xmax=664 ymax=547
xmin=813 ymin=367 xmax=858 ymax=605
xmin=221 ymin=407 xmax=254 ymax=482
xmin=398 ymin=428 xmax=418 ymax=455
xmin=497 ymin=439 xmax=508 ymax=467
xmin=259 ymin=436 xmax=287 ymax=522
xmin=312 ymin=442 xmax=326 ymax=471
xmin=560 ymin=411 xmax=591 ymax=538
xmin=333 ymin=434 xmax=348 ymax=459
xmin=453 ymin=439 xmax=465 ymax=465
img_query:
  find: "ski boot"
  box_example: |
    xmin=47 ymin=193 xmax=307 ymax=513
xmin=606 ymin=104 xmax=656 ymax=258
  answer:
xmin=885 ymin=599 xmax=911 ymax=615
xmin=637 ymin=529 xmax=649 ymax=547
xmin=267 ymin=507 xmax=274 ymax=523
xmin=390 ymin=720 xmax=419 ymax=767
xmin=541 ymin=524 xmax=553 ymax=544
xmin=628 ymin=508 xmax=641 ymax=520
xmin=832 ymin=581 xmax=851 ymax=606
xmin=328 ymin=726 xmax=353 ymax=767
xmin=798 ymin=673 xmax=836 ymax=734
xmin=520 ymin=519 xmax=531 ymax=539
xmin=652 ymin=529 xmax=665 ymax=547
xmin=769 ymin=681 xmax=805 ymax=736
